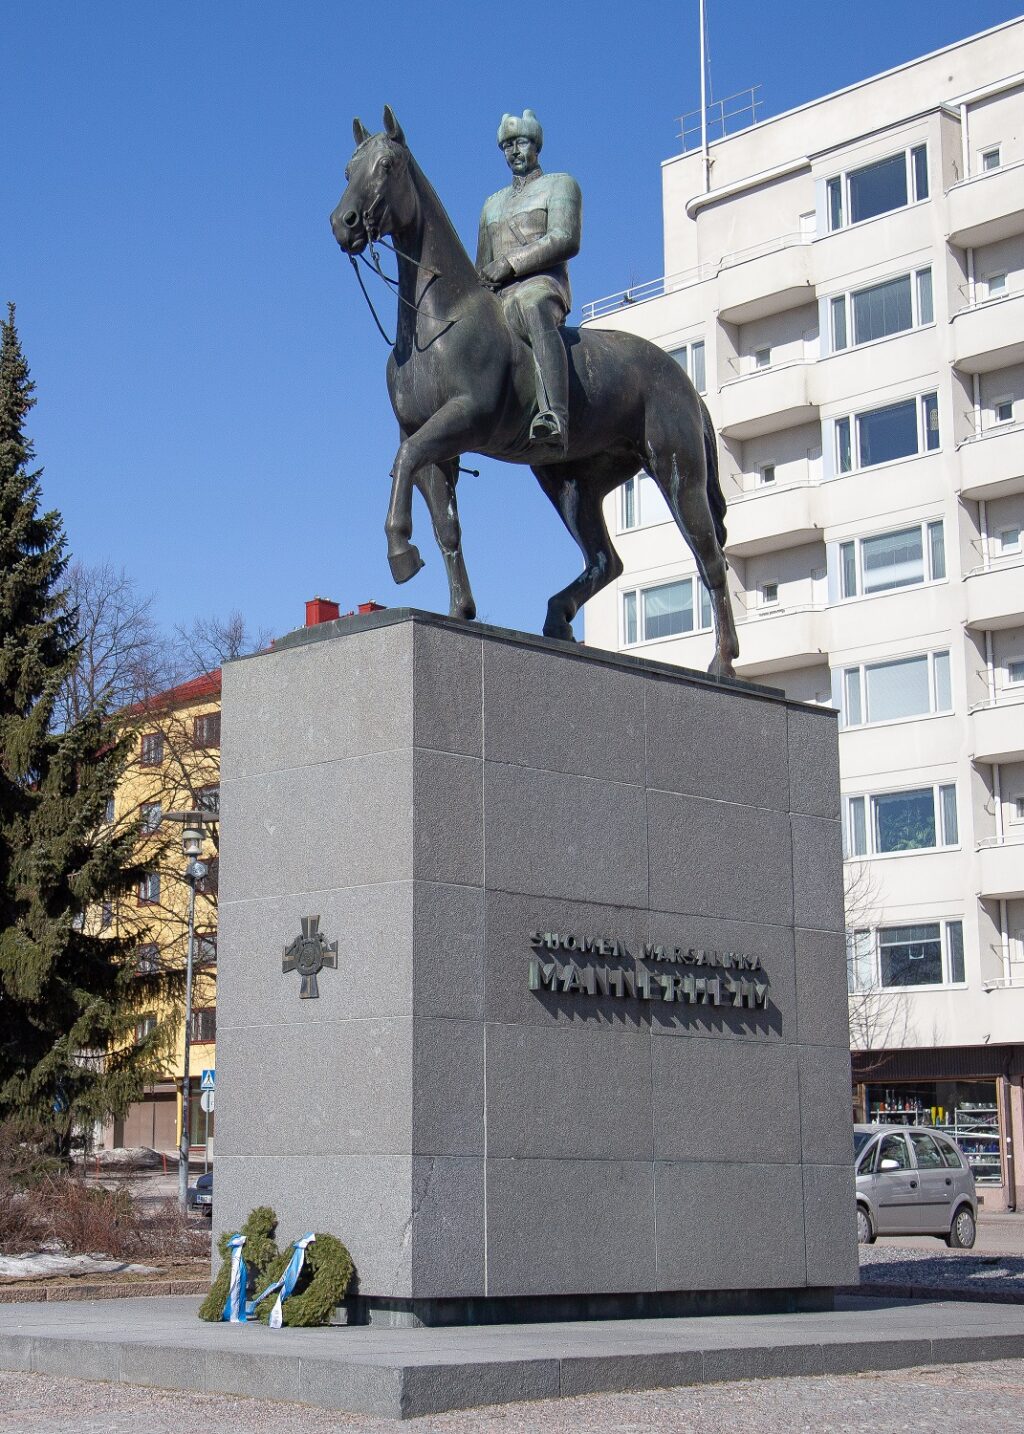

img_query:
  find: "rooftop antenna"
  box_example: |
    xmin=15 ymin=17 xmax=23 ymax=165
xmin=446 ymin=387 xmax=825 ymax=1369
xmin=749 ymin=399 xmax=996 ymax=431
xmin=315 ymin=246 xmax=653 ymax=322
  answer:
xmin=699 ymin=0 xmax=711 ymax=192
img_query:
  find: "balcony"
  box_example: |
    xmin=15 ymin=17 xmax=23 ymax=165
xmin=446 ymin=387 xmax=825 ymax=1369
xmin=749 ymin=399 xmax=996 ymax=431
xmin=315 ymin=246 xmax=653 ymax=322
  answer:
xmin=946 ymin=162 xmax=1024 ymax=248
xmin=977 ymin=837 xmax=1024 ymax=901
xmin=958 ymin=423 xmax=1024 ymax=502
xmin=732 ymin=604 xmax=828 ymax=678
xmin=952 ymin=293 xmax=1024 ymax=374
xmin=717 ymin=236 xmax=814 ymax=324
xmin=724 ymin=483 xmax=821 ymax=558
xmin=717 ymin=362 xmax=819 ymax=441
xmin=964 ymin=558 xmax=1024 ymax=631
xmin=971 ymin=698 xmax=1024 ymax=764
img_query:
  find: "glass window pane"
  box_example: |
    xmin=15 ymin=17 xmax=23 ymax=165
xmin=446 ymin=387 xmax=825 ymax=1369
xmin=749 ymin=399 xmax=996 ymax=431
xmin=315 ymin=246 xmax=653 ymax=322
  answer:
xmin=840 ymin=540 xmax=857 ymax=598
xmin=828 ymin=177 xmax=843 ymax=231
xmin=831 ymin=296 xmax=848 ymax=351
xmin=622 ymin=477 xmax=636 ymax=529
xmin=847 ymin=930 xmax=874 ymax=991
xmin=912 ymin=144 xmax=929 ymax=200
xmin=852 ymin=275 xmax=913 ymax=345
xmin=642 ymin=580 xmax=693 ymax=640
xmin=857 ymin=398 xmax=919 ymax=467
xmin=940 ymin=785 xmax=958 ymax=845
xmin=934 ymin=650 xmax=951 ymax=711
xmin=865 ymin=655 xmax=930 ymax=722
xmin=910 ymin=1132 xmax=945 ymax=1169
xmin=848 ymin=153 xmax=908 ymax=224
xmin=623 ymin=591 xmax=637 ymax=645
xmin=947 ymin=921 xmax=965 ymax=983
xmin=836 ymin=416 xmax=852 ymax=473
xmin=878 ymin=1132 xmax=913 ymax=1168
xmin=923 ymin=393 xmax=940 ymax=451
xmin=861 ymin=527 xmax=924 ymax=593
xmin=917 ymin=268 xmax=933 ymax=324
xmin=928 ymin=521 xmax=945 ymax=580
xmin=671 ymin=346 xmax=689 ymax=376
xmin=879 ymin=922 xmax=942 ymax=986
xmin=847 ymin=796 xmax=867 ymax=856
xmin=691 ymin=341 xmax=706 ymax=394
xmin=1008 ymin=659 xmax=1024 ymax=685
xmin=939 ymin=1137 xmax=964 ymax=1170
xmin=844 ymin=668 xmax=863 ymax=726
xmin=872 ymin=788 xmax=936 ymax=852
xmin=698 ymin=581 xmax=712 ymax=630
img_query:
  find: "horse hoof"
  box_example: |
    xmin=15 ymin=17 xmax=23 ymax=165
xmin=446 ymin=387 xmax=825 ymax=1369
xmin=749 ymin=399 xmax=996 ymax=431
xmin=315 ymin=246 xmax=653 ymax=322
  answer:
xmin=543 ymin=621 xmax=576 ymax=643
xmin=388 ymin=546 xmax=424 ymax=584
xmin=450 ymin=601 xmax=477 ymax=623
xmin=708 ymin=654 xmax=737 ymax=679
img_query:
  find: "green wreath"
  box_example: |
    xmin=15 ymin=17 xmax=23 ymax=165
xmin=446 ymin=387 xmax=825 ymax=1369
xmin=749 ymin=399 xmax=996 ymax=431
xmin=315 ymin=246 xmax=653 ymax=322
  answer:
xmin=198 ymin=1205 xmax=280 ymax=1322
xmin=252 ymin=1232 xmax=354 ymax=1327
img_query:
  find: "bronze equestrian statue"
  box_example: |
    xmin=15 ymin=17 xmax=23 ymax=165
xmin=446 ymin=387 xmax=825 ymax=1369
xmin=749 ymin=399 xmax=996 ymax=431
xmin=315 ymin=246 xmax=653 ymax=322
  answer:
xmin=330 ymin=107 xmax=739 ymax=676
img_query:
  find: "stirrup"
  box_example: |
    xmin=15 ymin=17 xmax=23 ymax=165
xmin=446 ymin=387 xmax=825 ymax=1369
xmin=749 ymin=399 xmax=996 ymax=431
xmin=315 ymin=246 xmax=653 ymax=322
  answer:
xmin=530 ymin=411 xmax=567 ymax=449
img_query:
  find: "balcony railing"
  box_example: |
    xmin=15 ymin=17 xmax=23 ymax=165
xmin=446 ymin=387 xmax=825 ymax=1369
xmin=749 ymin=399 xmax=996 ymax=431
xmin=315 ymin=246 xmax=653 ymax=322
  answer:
xmin=970 ymin=695 xmax=1024 ymax=765
xmin=958 ymin=421 xmax=1024 ymax=502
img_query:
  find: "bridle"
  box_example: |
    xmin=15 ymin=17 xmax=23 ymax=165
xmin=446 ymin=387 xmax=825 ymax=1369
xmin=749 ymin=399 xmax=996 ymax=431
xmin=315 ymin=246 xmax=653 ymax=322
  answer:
xmin=346 ymin=212 xmax=459 ymax=347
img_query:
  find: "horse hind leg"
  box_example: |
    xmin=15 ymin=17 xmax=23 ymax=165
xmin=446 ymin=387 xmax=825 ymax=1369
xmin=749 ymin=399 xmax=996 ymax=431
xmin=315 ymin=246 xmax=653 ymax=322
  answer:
xmin=533 ymin=458 xmax=626 ymax=642
xmin=646 ymin=438 xmax=739 ymax=678
xmin=415 ymin=460 xmax=476 ymax=621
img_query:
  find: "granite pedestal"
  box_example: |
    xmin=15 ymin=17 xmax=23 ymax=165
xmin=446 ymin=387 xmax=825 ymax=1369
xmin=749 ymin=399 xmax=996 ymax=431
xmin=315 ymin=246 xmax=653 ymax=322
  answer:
xmin=215 ymin=609 xmax=856 ymax=1324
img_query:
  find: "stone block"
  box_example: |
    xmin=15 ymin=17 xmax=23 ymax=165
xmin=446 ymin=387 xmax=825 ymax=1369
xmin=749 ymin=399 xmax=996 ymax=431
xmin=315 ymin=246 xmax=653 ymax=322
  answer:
xmin=412 ymin=749 xmax=483 ymax=886
xmin=791 ymin=814 xmax=844 ymax=932
xmin=30 ymin=1336 xmax=122 ymax=1382
xmin=412 ymin=622 xmax=481 ymax=756
xmin=795 ymin=928 xmax=850 ymax=1048
xmin=203 ymin=1348 xmax=302 ymax=1402
xmin=647 ymin=791 xmax=793 ymax=925
xmin=654 ymin=1162 xmax=806 ymax=1290
xmin=412 ymin=1019 xmax=484 ymax=1156
xmin=651 ymin=1038 xmax=800 ymax=1164
xmin=803 ymin=1164 xmax=859 ymax=1287
xmin=220 ymin=749 xmax=413 ymax=904
xmin=409 ymin=1156 xmax=486 ymax=1299
xmin=558 ymin=1349 xmax=704 ymax=1396
xmin=221 ymin=622 xmax=413 ymax=780
xmin=296 ymin=1357 xmax=404 ymax=1417
xmin=412 ymin=881 xmax=484 ymax=1020
xmin=799 ymin=1044 xmax=855 ymax=1166
xmin=485 ymin=1158 xmax=657 ymax=1297
xmin=787 ymin=705 xmax=841 ymax=818
xmin=483 ymin=762 xmax=648 ymax=906
xmin=484 ymin=1022 xmax=654 ymax=1161
xmin=646 ymin=675 xmax=790 ymax=810
xmin=400 ymin=1357 xmax=560 ymax=1418
xmin=482 ymin=640 xmax=645 ymax=783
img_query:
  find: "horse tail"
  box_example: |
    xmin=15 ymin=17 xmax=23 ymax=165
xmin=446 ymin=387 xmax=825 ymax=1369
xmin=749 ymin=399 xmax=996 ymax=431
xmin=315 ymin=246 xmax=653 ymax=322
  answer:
xmin=700 ymin=396 xmax=727 ymax=549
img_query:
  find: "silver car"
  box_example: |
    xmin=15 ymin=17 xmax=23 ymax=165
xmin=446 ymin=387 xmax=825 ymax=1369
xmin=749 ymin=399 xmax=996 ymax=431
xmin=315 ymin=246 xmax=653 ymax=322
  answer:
xmin=855 ymin=1123 xmax=977 ymax=1248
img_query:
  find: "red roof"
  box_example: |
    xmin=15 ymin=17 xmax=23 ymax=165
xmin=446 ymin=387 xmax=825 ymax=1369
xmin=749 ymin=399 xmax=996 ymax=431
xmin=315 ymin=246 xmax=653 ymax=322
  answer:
xmin=129 ymin=669 xmax=221 ymax=716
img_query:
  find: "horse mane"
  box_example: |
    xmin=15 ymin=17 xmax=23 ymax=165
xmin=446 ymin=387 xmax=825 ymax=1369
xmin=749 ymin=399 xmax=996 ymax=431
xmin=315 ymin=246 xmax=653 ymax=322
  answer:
xmin=405 ymin=153 xmax=480 ymax=284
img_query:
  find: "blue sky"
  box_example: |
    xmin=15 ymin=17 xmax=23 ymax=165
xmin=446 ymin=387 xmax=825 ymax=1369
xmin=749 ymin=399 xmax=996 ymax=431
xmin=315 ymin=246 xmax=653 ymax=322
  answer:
xmin=5 ymin=2 xmax=1021 ymax=646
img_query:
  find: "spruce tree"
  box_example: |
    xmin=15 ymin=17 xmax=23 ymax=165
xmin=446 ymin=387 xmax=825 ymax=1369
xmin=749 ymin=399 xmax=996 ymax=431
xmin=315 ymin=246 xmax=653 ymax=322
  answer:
xmin=0 ymin=304 xmax=175 ymax=1150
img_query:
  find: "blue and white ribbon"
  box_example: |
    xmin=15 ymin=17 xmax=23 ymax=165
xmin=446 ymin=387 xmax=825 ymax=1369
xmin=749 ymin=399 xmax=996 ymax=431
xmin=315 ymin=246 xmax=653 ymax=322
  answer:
xmin=248 ymin=1234 xmax=316 ymax=1328
xmin=221 ymin=1234 xmax=248 ymax=1323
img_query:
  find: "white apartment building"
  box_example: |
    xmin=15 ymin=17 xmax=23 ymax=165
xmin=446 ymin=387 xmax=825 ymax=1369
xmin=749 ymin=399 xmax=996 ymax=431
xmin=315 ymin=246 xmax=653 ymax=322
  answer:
xmin=582 ymin=19 xmax=1024 ymax=1209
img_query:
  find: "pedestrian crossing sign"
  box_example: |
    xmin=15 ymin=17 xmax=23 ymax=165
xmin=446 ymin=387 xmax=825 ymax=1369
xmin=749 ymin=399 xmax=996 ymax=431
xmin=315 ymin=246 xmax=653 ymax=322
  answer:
xmin=200 ymin=1069 xmax=215 ymax=1091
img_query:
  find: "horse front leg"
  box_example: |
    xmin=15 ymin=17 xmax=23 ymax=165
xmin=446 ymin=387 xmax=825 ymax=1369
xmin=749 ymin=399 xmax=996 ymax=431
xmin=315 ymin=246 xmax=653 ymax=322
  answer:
xmin=416 ymin=460 xmax=476 ymax=621
xmin=384 ymin=402 xmax=476 ymax=585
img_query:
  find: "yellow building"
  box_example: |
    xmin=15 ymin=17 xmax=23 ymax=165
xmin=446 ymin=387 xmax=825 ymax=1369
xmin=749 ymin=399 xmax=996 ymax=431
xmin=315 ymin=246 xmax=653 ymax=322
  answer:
xmin=100 ymin=669 xmax=222 ymax=1157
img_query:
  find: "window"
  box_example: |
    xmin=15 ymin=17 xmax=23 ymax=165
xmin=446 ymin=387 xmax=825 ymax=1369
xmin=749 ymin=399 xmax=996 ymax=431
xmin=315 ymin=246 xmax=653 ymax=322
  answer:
xmin=844 ymin=783 xmax=958 ymax=857
xmin=760 ymin=464 xmax=776 ymax=485
xmin=140 ymin=732 xmax=164 ymax=766
xmin=1007 ymin=659 xmax=1024 ymax=685
xmin=1011 ymin=796 xmax=1024 ymax=825
xmin=994 ymin=397 xmax=1014 ymax=424
xmin=195 ymin=931 xmax=218 ymax=967
xmin=137 ymin=872 xmax=160 ymax=905
xmin=986 ymin=273 xmax=1007 ymax=299
xmin=104 ymin=797 xmax=116 ymax=824
xmin=826 ymin=145 xmax=927 ymax=232
xmin=197 ymin=785 xmax=221 ymax=815
xmin=100 ymin=901 xmax=113 ymax=931
xmin=909 ymin=1132 xmax=946 ymax=1170
xmin=140 ymin=802 xmax=162 ymax=833
xmin=847 ymin=919 xmax=965 ymax=991
xmin=980 ymin=146 xmax=1001 ymax=172
xmin=193 ymin=712 xmax=221 ymax=749
xmin=136 ymin=944 xmax=160 ymax=975
xmin=195 ymin=856 xmax=219 ymax=896
xmin=833 ymin=392 xmax=939 ymax=472
xmin=836 ymin=521 xmax=945 ymax=599
xmin=754 ymin=347 xmax=771 ymax=370
xmin=839 ymin=649 xmax=951 ymax=728
xmin=998 ymin=526 xmax=1021 ymax=555
xmin=622 ymin=577 xmax=712 ymax=645
xmin=761 ymin=582 xmax=779 ymax=606
xmin=619 ymin=473 xmax=670 ymax=531
xmin=191 ymin=1008 xmax=217 ymax=1043
xmin=135 ymin=1014 xmax=157 ymax=1043
xmin=621 ymin=476 xmax=637 ymax=529
xmin=829 ymin=270 xmax=933 ymax=352
xmin=669 ymin=340 xmax=706 ymax=394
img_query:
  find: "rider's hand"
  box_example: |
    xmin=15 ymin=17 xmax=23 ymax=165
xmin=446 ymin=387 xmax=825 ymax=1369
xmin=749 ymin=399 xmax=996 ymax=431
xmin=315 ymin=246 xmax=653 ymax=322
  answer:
xmin=480 ymin=257 xmax=514 ymax=288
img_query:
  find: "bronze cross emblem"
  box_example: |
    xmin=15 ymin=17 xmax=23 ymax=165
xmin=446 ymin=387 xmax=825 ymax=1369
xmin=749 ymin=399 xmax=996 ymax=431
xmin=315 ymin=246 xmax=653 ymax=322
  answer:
xmin=282 ymin=915 xmax=338 ymax=999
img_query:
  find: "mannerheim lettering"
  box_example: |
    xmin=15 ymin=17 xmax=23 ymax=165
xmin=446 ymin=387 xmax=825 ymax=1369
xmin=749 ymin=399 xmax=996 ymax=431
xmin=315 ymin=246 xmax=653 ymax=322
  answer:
xmin=528 ymin=931 xmax=764 ymax=972
xmin=528 ymin=957 xmax=770 ymax=1009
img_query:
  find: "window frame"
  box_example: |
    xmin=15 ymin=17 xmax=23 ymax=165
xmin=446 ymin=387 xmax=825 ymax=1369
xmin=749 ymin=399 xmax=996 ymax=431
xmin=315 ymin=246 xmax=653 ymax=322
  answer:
xmin=667 ymin=338 xmax=707 ymax=395
xmin=193 ymin=711 xmax=221 ymax=750
xmin=836 ymin=519 xmax=946 ymax=601
xmin=139 ymin=802 xmax=163 ymax=834
xmin=828 ymin=267 xmax=933 ymax=354
xmin=621 ymin=575 xmax=713 ymax=648
xmin=760 ymin=581 xmax=780 ymax=607
xmin=825 ymin=143 xmax=929 ymax=234
xmin=140 ymin=732 xmax=164 ymax=767
xmin=832 ymin=390 xmax=939 ymax=474
xmin=993 ymin=395 xmax=1014 ymax=425
xmin=839 ymin=648 xmax=951 ymax=730
xmin=137 ymin=872 xmax=161 ymax=906
xmin=847 ymin=918 xmax=966 ymax=993
xmin=1006 ymin=657 xmax=1024 ymax=687
xmin=985 ymin=272 xmax=1008 ymax=301
xmin=980 ymin=145 xmax=1002 ymax=173
xmin=843 ymin=781 xmax=959 ymax=859
xmin=197 ymin=784 xmax=221 ymax=816
xmin=191 ymin=1007 xmax=217 ymax=1044
xmin=759 ymin=463 xmax=776 ymax=486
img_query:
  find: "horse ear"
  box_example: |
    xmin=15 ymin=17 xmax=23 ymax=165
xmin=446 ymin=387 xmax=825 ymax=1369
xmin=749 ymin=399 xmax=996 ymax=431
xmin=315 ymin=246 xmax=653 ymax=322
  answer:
xmin=352 ymin=117 xmax=371 ymax=146
xmin=382 ymin=105 xmax=406 ymax=145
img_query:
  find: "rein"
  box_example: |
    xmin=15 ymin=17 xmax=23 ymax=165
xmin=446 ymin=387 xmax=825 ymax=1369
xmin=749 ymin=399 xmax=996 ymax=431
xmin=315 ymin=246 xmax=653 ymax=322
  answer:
xmin=348 ymin=233 xmax=459 ymax=347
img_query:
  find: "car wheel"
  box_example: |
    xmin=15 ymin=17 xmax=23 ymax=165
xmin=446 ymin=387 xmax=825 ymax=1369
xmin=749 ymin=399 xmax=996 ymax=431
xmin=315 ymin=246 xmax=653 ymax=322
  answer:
xmin=856 ymin=1204 xmax=874 ymax=1244
xmin=947 ymin=1205 xmax=977 ymax=1249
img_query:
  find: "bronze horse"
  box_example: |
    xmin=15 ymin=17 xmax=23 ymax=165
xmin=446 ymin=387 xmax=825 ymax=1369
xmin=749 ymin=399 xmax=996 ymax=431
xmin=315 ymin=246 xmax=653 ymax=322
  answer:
xmin=331 ymin=107 xmax=739 ymax=676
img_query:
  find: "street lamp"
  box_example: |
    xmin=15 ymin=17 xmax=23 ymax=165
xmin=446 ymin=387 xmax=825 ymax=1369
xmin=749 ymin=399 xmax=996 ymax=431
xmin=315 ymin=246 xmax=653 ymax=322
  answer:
xmin=165 ymin=810 xmax=213 ymax=1210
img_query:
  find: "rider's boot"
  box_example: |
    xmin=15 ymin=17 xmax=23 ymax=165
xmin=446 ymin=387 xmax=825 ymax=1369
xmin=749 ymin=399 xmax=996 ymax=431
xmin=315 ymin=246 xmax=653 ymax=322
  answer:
xmin=529 ymin=330 xmax=569 ymax=456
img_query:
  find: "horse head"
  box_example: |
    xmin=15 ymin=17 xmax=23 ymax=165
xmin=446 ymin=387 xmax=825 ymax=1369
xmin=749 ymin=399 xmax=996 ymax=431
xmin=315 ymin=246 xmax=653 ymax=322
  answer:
xmin=331 ymin=106 xmax=415 ymax=254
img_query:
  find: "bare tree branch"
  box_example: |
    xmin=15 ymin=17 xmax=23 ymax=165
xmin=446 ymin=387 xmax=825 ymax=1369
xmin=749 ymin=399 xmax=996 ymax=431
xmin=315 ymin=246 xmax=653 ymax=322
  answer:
xmin=173 ymin=609 xmax=272 ymax=676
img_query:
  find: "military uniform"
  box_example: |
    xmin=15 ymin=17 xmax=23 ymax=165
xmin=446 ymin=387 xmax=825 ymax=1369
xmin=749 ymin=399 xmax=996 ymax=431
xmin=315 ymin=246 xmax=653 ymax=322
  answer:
xmin=477 ymin=111 xmax=582 ymax=450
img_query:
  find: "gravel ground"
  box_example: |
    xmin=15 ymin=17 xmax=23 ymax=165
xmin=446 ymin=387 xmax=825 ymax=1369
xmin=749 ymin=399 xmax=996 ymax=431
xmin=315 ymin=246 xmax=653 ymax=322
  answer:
xmin=2 ymin=1360 xmax=1024 ymax=1433
xmin=859 ymin=1243 xmax=1024 ymax=1297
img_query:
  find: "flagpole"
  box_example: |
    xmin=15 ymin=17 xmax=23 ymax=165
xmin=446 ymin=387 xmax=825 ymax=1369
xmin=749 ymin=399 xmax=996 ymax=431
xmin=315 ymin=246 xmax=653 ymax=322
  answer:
xmin=699 ymin=0 xmax=710 ymax=192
